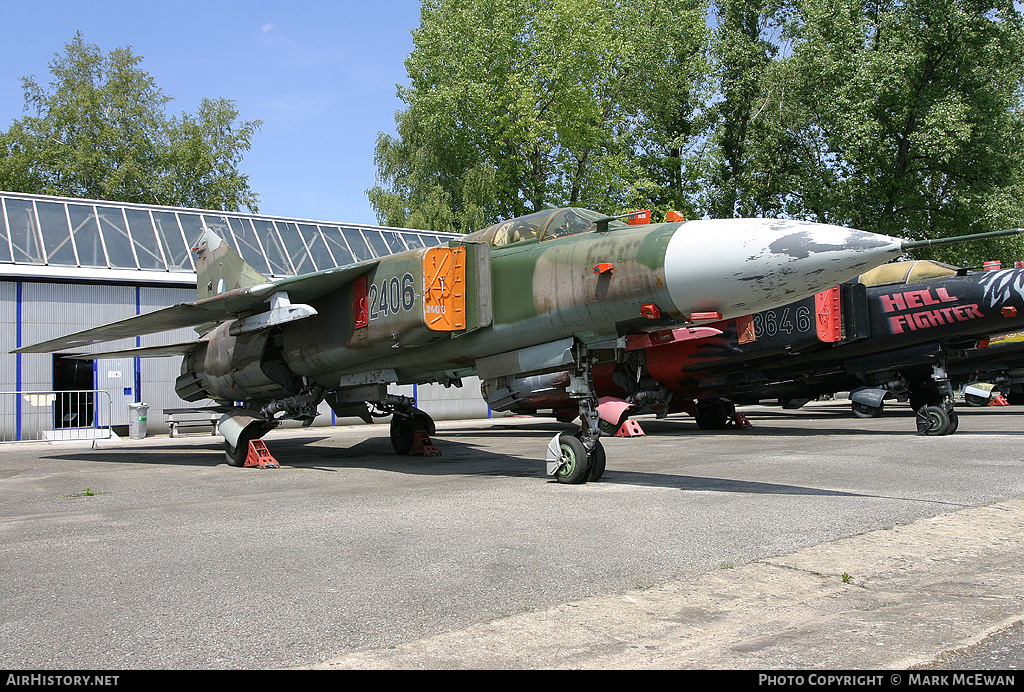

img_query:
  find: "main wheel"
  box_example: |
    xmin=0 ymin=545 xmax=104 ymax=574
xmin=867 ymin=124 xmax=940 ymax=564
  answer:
xmin=224 ymin=427 xmax=259 ymax=467
xmin=587 ymin=440 xmax=606 ymax=482
xmin=553 ymin=433 xmax=591 ymax=484
xmin=851 ymin=401 xmax=882 ymax=418
xmin=574 ymin=430 xmax=606 ymax=482
xmin=694 ymin=398 xmax=734 ymax=429
xmin=916 ymin=405 xmax=952 ymax=436
xmin=946 ymin=409 xmax=959 ymax=434
xmin=390 ymin=413 xmax=430 ymax=455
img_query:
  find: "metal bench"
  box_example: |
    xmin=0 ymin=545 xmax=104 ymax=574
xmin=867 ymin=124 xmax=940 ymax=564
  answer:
xmin=163 ymin=408 xmax=219 ymax=437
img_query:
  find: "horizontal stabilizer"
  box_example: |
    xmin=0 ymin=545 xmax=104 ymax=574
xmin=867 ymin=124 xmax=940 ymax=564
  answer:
xmin=12 ymin=258 xmax=379 ymax=354
xmin=61 ymin=340 xmax=204 ymax=360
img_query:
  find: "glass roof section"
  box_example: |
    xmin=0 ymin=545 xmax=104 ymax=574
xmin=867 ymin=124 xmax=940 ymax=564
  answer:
xmin=0 ymin=191 xmax=458 ymax=280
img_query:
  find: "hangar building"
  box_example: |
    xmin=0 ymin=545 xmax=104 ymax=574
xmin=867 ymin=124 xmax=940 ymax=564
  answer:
xmin=0 ymin=191 xmax=489 ymax=441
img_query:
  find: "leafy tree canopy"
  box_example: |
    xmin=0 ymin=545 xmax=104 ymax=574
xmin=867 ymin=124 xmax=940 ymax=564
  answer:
xmin=706 ymin=0 xmax=1024 ymax=265
xmin=372 ymin=0 xmax=1024 ymax=266
xmin=0 ymin=32 xmax=262 ymax=213
xmin=368 ymin=0 xmax=710 ymax=232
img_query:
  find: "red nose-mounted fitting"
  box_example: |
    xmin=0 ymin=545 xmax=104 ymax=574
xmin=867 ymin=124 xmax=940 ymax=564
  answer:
xmin=641 ymin=303 xmax=662 ymax=319
xmin=688 ymin=312 xmax=723 ymax=323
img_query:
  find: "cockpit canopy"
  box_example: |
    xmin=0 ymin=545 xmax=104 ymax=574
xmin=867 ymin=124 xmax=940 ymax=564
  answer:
xmin=465 ymin=208 xmax=624 ymax=248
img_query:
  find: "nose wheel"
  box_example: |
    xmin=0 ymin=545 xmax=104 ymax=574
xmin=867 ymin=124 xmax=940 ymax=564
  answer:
xmin=915 ymin=404 xmax=959 ymax=436
xmin=912 ymin=361 xmax=959 ymax=436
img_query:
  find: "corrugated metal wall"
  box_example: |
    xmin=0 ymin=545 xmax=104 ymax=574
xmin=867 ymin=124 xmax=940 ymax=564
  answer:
xmin=0 ymin=282 xmax=14 ymax=392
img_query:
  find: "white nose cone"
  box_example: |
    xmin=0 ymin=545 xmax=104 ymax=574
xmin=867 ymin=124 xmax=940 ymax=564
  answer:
xmin=664 ymin=218 xmax=903 ymax=318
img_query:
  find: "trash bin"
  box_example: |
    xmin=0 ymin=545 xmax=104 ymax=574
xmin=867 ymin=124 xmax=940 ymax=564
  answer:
xmin=128 ymin=402 xmax=149 ymax=439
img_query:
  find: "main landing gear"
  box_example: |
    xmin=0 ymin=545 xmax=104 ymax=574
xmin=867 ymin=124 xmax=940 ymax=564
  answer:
xmin=221 ymin=411 xmax=279 ymax=467
xmin=850 ymin=360 xmax=961 ymax=436
xmin=390 ymin=408 xmax=437 ymax=455
xmin=372 ymin=394 xmax=438 ymax=455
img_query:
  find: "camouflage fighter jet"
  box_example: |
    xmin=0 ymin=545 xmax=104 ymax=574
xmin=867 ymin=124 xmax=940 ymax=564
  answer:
xmin=13 ymin=207 xmax=967 ymax=482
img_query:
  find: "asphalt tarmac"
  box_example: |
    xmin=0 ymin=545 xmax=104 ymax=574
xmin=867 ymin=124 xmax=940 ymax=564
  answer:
xmin=2 ymin=400 xmax=1024 ymax=671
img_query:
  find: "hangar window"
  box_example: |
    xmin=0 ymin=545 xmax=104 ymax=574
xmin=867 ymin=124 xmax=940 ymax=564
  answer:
xmin=224 ymin=216 xmax=271 ymax=274
xmin=0 ymin=200 xmax=11 ymax=264
xmin=151 ymin=211 xmax=193 ymax=272
xmin=364 ymin=229 xmax=391 ymax=258
xmin=320 ymin=225 xmax=355 ymax=265
xmin=98 ymin=208 xmax=138 ymax=269
xmin=276 ymin=221 xmax=309 ymax=275
xmin=68 ymin=205 xmax=106 ymax=268
xmin=298 ymin=224 xmax=331 ymax=272
xmin=37 ymin=201 xmax=77 ymax=266
xmin=0 ymin=191 xmax=462 ymax=279
xmin=343 ymin=228 xmax=373 ymax=262
xmin=126 ymin=208 xmax=165 ymax=270
xmin=5 ymin=198 xmax=45 ymax=264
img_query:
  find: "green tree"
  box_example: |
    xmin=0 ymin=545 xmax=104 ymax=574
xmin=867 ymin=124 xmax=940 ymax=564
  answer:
xmin=703 ymin=0 xmax=794 ymax=219
xmin=787 ymin=0 xmax=1024 ymax=264
xmin=700 ymin=0 xmax=1024 ymax=264
xmin=0 ymin=32 xmax=262 ymax=212
xmin=367 ymin=0 xmax=709 ymax=232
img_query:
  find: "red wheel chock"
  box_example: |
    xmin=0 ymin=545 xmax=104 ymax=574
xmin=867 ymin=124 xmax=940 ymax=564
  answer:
xmin=244 ymin=439 xmax=280 ymax=468
xmin=726 ymin=413 xmax=753 ymax=429
xmin=412 ymin=429 xmax=441 ymax=456
xmin=614 ymin=419 xmax=645 ymax=437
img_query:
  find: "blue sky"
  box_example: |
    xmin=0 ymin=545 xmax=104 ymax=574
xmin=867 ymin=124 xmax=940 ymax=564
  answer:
xmin=0 ymin=0 xmax=424 ymax=225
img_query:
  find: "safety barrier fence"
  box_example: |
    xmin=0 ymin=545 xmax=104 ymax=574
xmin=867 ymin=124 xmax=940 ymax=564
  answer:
xmin=0 ymin=390 xmax=113 ymax=443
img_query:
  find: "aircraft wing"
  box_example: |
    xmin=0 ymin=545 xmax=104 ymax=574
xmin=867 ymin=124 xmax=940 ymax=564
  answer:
xmin=12 ymin=259 xmax=379 ymax=354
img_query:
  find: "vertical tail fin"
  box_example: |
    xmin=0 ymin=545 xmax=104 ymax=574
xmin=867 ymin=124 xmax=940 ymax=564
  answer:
xmin=193 ymin=228 xmax=269 ymax=300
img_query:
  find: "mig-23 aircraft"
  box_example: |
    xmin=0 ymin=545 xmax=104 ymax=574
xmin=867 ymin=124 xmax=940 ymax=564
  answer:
xmin=13 ymin=206 xmax=969 ymax=482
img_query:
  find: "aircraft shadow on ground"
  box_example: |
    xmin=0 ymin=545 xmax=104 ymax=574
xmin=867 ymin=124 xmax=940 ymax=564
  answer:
xmin=40 ymin=426 xmax=900 ymax=499
xmin=39 ymin=403 xmax=1021 ymax=495
xmin=457 ymin=416 xmax=928 ymax=438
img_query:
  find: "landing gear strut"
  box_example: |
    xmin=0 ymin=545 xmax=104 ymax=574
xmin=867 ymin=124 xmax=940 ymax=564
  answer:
xmin=912 ymin=361 xmax=959 ymax=436
xmin=546 ymin=343 xmax=605 ymax=484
